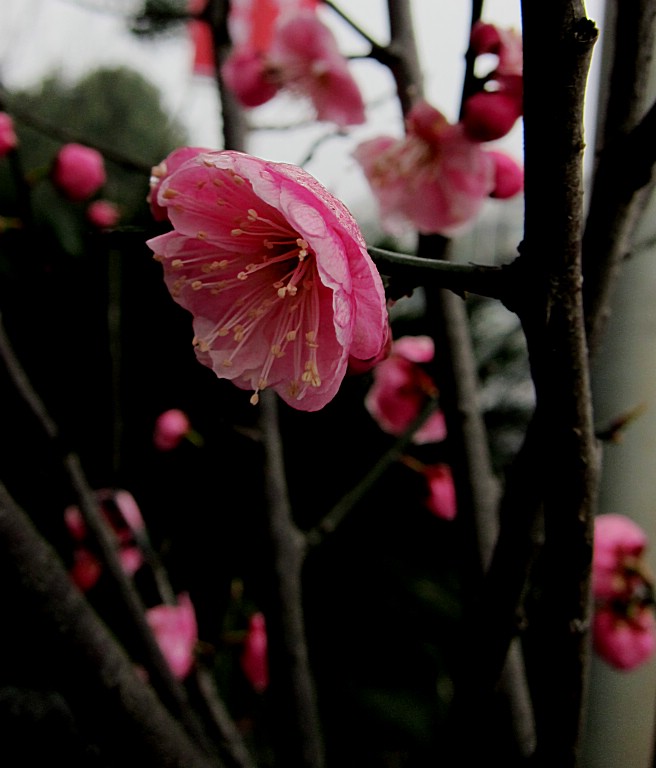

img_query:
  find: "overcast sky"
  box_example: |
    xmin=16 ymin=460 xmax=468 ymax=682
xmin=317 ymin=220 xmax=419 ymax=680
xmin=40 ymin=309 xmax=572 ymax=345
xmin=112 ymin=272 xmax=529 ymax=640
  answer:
xmin=0 ymin=0 xmax=605 ymax=226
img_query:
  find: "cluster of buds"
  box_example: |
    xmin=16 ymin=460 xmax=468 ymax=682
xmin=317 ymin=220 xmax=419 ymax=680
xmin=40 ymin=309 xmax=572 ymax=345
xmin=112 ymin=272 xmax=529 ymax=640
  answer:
xmin=365 ymin=335 xmax=457 ymax=521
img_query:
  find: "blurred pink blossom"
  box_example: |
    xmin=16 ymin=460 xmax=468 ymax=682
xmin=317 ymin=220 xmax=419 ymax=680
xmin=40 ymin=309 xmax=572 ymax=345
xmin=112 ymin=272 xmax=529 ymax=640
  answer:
xmin=591 ymin=514 xmax=656 ymax=670
xmin=147 ymin=593 xmax=198 ymax=679
xmin=147 ymin=149 xmax=389 ymax=411
xmin=364 ymin=335 xmax=447 ymax=444
xmin=488 ymin=151 xmax=524 ymax=199
xmin=52 ymin=143 xmax=106 ymax=201
xmin=0 ymin=112 xmax=18 ymax=156
xmin=222 ymin=3 xmax=364 ymax=126
xmin=86 ymin=199 xmax=120 ymax=228
xmin=153 ymin=408 xmax=192 ymax=451
xmin=64 ymin=489 xmax=145 ymax=591
xmin=462 ymin=21 xmax=523 ymax=142
xmin=354 ymin=100 xmax=495 ymax=236
xmin=593 ymin=606 xmax=656 ymax=671
xmin=423 ymin=463 xmax=457 ymax=521
xmin=241 ymin=612 xmax=269 ymax=693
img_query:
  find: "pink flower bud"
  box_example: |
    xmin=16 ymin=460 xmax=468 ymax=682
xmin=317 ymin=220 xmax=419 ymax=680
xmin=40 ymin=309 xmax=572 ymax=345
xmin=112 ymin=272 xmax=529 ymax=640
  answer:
xmin=241 ymin=612 xmax=269 ymax=693
xmin=488 ymin=151 xmax=523 ymax=199
xmin=0 ymin=112 xmax=18 ymax=157
xmin=593 ymin=606 xmax=656 ymax=671
xmin=147 ymin=593 xmax=198 ymax=679
xmin=153 ymin=408 xmax=192 ymax=451
xmin=52 ymin=143 xmax=106 ymax=201
xmin=423 ymin=463 xmax=457 ymax=520
xmin=86 ymin=199 xmax=120 ymax=228
xmin=462 ymin=91 xmax=522 ymax=142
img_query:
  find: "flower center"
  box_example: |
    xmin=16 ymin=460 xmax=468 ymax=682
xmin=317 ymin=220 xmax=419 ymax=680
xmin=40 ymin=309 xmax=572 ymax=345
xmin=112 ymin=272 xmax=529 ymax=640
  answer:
xmin=163 ymin=192 xmax=324 ymax=405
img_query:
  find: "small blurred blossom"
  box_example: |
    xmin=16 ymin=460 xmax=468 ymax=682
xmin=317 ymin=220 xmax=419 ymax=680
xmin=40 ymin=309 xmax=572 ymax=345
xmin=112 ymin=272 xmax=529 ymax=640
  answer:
xmin=153 ymin=408 xmax=192 ymax=451
xmin=423 ymin=463 xmax=457 ymax=521
xmin=240 ymin=612 xmax=269 ymax=693
xmin=64 ymin=489 xmax=145 ymax=591
xmin=221 ymin=0 xmax=364 ymax=127
xmin=591 ymin=514 xmax=656 ymax=670
xmin=365 ymin=335 xmax=446 ymax=445
xmin=86 ymin=199 xmax=120 ymax=229
xmin=146 ymin=593 xmax=198 ymax=679
xmin=462 ymin=21 xmax=523 ymax=143
xmin=52 ymin=143 xmax=106 ymax=201
xmin=0 ymin=112 xmax=18 ymax=157
xmin=354 ymin=100 xmax=496 ymax=236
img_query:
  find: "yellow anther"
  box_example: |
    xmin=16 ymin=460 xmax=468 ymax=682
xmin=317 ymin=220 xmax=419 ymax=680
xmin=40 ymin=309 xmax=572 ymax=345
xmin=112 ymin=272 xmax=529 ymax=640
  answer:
xmin=163 ymin=188 xmax=178 ymax=199
xmin=286 ymin=330 xmax=297 ymax=342
xmin=277 ymin=286 xmax=287 ymax=298
xmin=217 ymin=327 xmax=229 ymax=337
xmin=237 ymin=272 xmax=249 ymax=280
xmin=250 ymin=393 xmax=260 ymax=405
xmin=191 ymin=280 xmax=203 ymax=290
xmin=258 ymin=378 xmax=268 ymax=390
xmin=247 ymin=209 xmax=258 ymax=220
xmin=222 ymin=359 xmax=233 ymax=367
xmin=171 ymin=259 xmax=183 ymax=269
xmin=231 ymin=228 xmax=244 ymax=236
xmin=287 ymin=285 xmax=298 ymax=296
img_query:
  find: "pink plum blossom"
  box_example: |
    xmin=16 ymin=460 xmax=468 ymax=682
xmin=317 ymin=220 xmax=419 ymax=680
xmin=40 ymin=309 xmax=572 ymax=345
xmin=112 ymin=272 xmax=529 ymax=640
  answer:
xmin=86 ymin=199 xmax=120 ymax=228
xmin=354 ymin=100 xmax=496 ymax=236
xmin=221 ymin=3 xmax=364 ymax=126
xmin=241 ymin=612 xmax=269 ymax=693
xmin=52 ymin=143 xmax=106 ymax=201
xmin=153 ymin=408 xmax=192 ymax=451
xmin=0 ymin=112 xmax=18 ymax=156
xmin=591 ymin=514 xmax=656 ymax=670
xmin=146 ymin=593 xmax=198 ymax=679
xmin=147 ymin=149 xmax=389 ymax=411
xmin=64 ymin=489 xmax=145 ymax=591
xmin=423 ymin=463 xmax=457 ymax=521
xmin=364 ymin=335 xmax=447 ymax=444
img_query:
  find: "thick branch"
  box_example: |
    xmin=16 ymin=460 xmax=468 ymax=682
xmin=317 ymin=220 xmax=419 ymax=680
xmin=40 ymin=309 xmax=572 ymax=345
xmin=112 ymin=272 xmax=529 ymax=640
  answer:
xmin=583 ymin=0 xmax=656 ymax=354
xmin=0 ymin=481 xmax=222 ymax=768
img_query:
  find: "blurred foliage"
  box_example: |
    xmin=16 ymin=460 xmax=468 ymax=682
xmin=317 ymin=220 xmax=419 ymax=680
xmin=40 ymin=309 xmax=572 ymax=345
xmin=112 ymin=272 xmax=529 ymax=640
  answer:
xmin=0 ymin=66 xmax=186 ymax=262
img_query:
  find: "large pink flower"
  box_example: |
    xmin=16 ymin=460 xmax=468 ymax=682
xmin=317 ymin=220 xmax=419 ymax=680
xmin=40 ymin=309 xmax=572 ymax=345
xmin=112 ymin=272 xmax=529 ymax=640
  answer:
xmin=591 ymin=514 xmax=656 ymax=670
xmin=221 ymin=4 xmax=364 ymax=126
xmin=147 ymin=593 xmax=198 ymax=679
xmin=147 ymin=150 xmax=389 ymax=411
xmin=364 ymin=335 xmax=447 ymax=444
xmin=354 ymin=100 xmax=496 ymax=236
